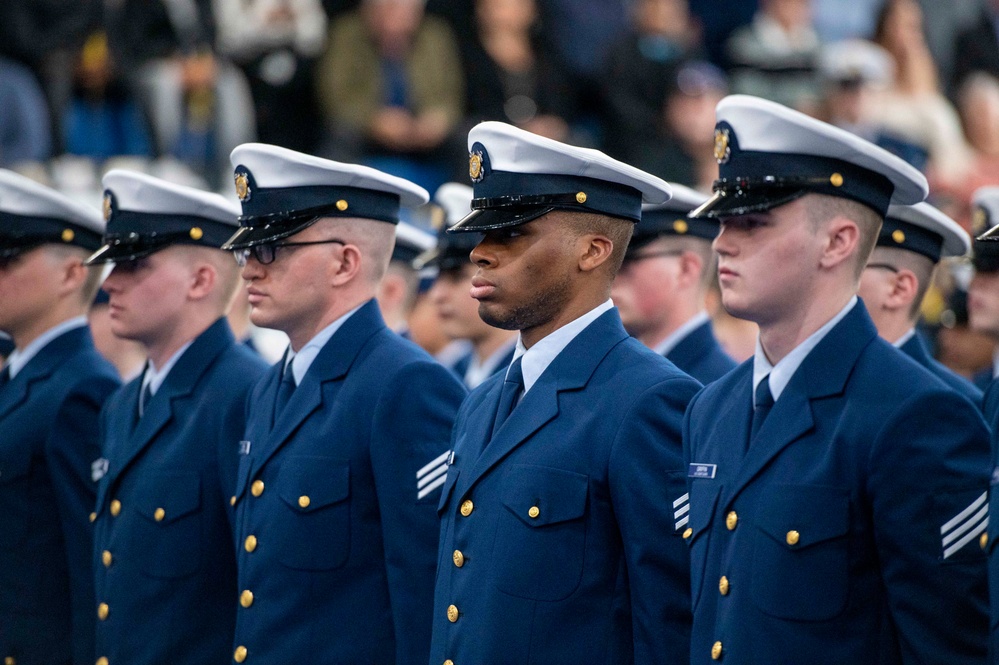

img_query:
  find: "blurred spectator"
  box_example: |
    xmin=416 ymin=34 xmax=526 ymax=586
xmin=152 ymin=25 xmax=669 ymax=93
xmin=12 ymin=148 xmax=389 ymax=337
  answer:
xmin=0 ymin=0 xmax=101 ymax=153
xmin=215 ymin=0 xmax=328 ymax=153
xmin=917 ymin=0 xmax=986 ymax=92
xmin=316 ymin=0 xmax=464 ymax=193
xmin=461 ymin=0 xmax=574 ymax=141
xmin=624 ymin=60 xmax=726 ymax=191
xmin=816 ymin=39 xmax=929 ymax=170
xmin=812 ymin=0 xmax=881 ymax=43
xmin=687 ymin=0 xmax=755 ymax=66
xmin=870 ymin=0 xmax=973 ymax=187
xmin=724 ymin=0 xmax=821 ymax=110
xmin=0 ymin=56 xmax=51 ymax=168
xmin=108 ymin=0 xmax=256 ymax=183
xmin=63 ymin=32 xmax=153 ymax=162
xmin=602 ymin=0 xmax=702 ymax=161
xmin=951 ymin=0 xmax=999 ymax=93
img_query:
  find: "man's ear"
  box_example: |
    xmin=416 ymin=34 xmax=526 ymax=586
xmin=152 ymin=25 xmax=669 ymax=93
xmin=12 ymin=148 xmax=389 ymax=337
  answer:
xmin=819 ymin=217 xmax=861 ymax=271
xmin=330 ymin=244 xmax=363 ymax=286
xmin=885 ymin=268 xmax=919 ymax=312
xmin=578 ymin=234 xmax=614 ymax=272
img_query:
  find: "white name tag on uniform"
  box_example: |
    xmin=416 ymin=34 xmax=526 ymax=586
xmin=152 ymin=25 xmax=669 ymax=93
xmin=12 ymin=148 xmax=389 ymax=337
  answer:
xmin=689 ymin=463 xmax=717 ymax=479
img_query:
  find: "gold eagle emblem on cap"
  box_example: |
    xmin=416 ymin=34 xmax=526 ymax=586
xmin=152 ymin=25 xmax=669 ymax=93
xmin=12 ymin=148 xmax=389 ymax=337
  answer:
xmin=102 ymin=194 xmax=112 ymax=221
xmin=235 ymin=172 xmax=251 ymax=202
xmin=973 ymin=207 xmax=988 ymax=235
xmin=469 ymin=150 xmax=484 ymax=183
xmin=713 ymin=128 xmax=731 ymax=164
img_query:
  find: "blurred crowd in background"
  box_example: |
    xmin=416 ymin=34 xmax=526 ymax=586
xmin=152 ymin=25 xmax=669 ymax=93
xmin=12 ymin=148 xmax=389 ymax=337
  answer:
xmin=1 ymin=0 xmax=997 ymax=378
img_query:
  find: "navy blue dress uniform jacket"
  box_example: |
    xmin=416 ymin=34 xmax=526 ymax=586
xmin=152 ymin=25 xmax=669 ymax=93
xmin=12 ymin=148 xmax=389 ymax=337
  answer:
xmin=900 ymin=333 xmax=983 ymax=408
xmin=231 ymin=300 xmax=465 ymax=665
xmin=665 ymin=320 xmax=737 ymax=386
xmin=431 ymin=308 xmax=702 ymax=665
xmin=0 ymin=326 xmax=120 ymax=665
xmin=985 ymin=379 xmax=999 ymax=663
xmin=92 ymin=319 xmax=266 ymax=665
xmin=683 ymin=303 xmax=991 ymax=665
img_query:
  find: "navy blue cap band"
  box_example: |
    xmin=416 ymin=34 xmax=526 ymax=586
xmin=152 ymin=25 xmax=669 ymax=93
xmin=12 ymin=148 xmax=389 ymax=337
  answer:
xmin=878 ymin=218 xmax=944 ymax=262
xmin=0 ymin=211 xmax=103 ymax=250
xmin=974 ymin=238 xmax=999 ymax=272
xmin=632 ymin=209 xmax=719 ymax=245
xmin=472 ymin=170 xmax=643 ymax=223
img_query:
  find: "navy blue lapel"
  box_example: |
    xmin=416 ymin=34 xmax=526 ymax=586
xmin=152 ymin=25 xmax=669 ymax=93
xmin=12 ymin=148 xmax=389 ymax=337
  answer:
xmin=0 ymin=326 xmax=91 ymax=422
xmin=900 ymin=334 xmax=931 ymax=367
xmin=249 ymin=300 xmax=386 ymax=476
xmin=724 ymin=303 xmax=878 ymax=506
xmin=460 ymin=309 xmax=629 ymax=494
xmin=104 ymin=319 xmax=235 ymax=485
xmin=667 ymin=320 xmax=713 ymax=369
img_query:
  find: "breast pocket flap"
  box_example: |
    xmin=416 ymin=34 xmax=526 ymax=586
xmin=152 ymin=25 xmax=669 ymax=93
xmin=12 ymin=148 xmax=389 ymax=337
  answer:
xmin=502 ymin=465 xmax=588 ymax=527
xmin=136 ymin=473 xmax=202 ymax=524
xmin=278 ymin=461 xmax=350 ymax=512
xmin=756 ymin=485 xmax=849 ymax=549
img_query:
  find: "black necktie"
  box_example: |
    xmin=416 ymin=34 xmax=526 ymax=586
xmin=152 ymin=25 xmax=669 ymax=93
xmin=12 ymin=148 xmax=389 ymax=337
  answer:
xmin=490 ymin=356 xmax=524 ymax=440
xmin=750 ymin=374 xmax=775 ymax=441
xmin=139 ymin=382 xmax=153 ymax=418
xmin=273 ymin=361 xmax=296 ymax=424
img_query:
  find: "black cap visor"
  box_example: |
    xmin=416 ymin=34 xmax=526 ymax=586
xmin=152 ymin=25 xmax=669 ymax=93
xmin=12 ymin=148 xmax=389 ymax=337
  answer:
xmin=448 ymin=205 xmax=557 ymax=233
xmin=85 ymin=234 xmax=180 ymax=265
xmin=690 ymin=184 xmax=809 ymax=219
xmin=221 ymin=213 xmax=324 ymax=251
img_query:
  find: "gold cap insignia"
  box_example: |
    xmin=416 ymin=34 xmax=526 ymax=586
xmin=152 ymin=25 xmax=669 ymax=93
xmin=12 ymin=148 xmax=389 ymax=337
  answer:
xmin=973 ymin=207 xmax=988 ymax=235
xmin=469 ymin=150 xmax=484 ymax=183
xmin=61 ymin=228 xmax=75 ymax=243
xmin=575 ymin=192 xmax=587 ymax=204
xmin=336 ymin=199 xmax=348 ymax=211
xmin=713 ymin=128 xmax=731 ymax=164
xmin=189 ymin=227 xmax=203 ymax=240
xmin=673 ymin=219 xmax=688 ymax=234
xmin=892 ymin=229 xmax=905 ymax=244
xmin=102 ymin=194 xmax=112 ymax=222
xmin=830 ymin=173 xmax=844 ymax=187
xmin=235 ymin=172 xmax=251 ymax=202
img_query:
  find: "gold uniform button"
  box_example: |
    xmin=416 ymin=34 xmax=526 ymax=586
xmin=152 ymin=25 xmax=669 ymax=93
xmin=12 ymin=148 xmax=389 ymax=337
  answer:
xmin=528 ymin=506 xmax=540 ymax=519
xmin=230 ymin=496 xmax=237 ymax=506
xmin=6 ymin=656 xmax=15 ymax=665
xmin=110 ymin=500 xmax=121 ymax=517
xmin=97 ymin=658 xmax=109 ymax=665
xmin=575 ymin=191 xmax=587 ymax=203
xmin=683 ymin=527 xmax=693 ymax=539
xmin=460 ymin=500 xmax=474 ymax=517
xmin=251 ymin=480 xmax=264 ymax=497
xmin=452 ymin=550 xmax=465 ymax=567
xmin=336 ymin=199 xmax=349 ymax=211
xmin=240 ymin=590 xmax=254 ymax=608
xmin=719 ymin=576 xmax=730 ymax=596
xmin=298 ymin=495 xmax=311 ymax=509
xmin=154 ymin=508 xmax=165 ymax=522
xmin=234 ymin=645 xmax=247 ymax=663
xmin=711 ymin=641 xmax=723 ymax=660
xmin=89 ymin=512 xmax=97 ymax=523
xmin=830 ymin=172 xmax=844 ymax=187
xmin=447 ymin=604 xmax=459 ymax=622
xmin=244 ymin=535 xmax=258 ymax=552
xmin=443 ymin=661 xmax=454 ymax=665
xmin=982 ymin=532 xmax=989 ymax=549
xmin=786 ymin=530 xmax=800 ymax=546
xmin=725 ymin=511 xmax=738 ymax=530
xmin=97 ymin=603 xmax=109 ymax=620
xmin=102 ymin=550 xmax=113 ymax=568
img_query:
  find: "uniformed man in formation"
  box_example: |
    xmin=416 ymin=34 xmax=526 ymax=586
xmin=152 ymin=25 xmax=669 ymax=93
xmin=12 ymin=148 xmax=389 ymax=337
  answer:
xmin=419 ymin=182 xmax=518 ymax=388
xmin=5 ymin=92 xmax=999 ymax=665
xmin=86 ymin=171 xmax=267 ymax=664
xmin=856 ymin=201 xmax=982 ymax=406
xmin=683 ymin=95 xmax=991 ymax=663
xmin=0 ymin=170 xmax=120 ymax=665
xmin=429 ymin=121 xmax=701 ymax=664
xmin=221 ymin=143 xmax=467 ymax=664
xmin=612 ymin=182 xmax=737 ymax=385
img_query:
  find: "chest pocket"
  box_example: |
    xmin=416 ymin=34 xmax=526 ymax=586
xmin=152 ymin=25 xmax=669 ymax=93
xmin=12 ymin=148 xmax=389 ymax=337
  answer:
xmin=492 ymin=465 xmax=588 ymax=602
xmin=751 ymin=484 xmax=850 ymax=621
xmin=133 ymin=472 xmax=203 ymax=579
xmin=273 ymin=458 xmax=351 ymax=571
xmin=687 ymin=481 xmax=721 ymax=611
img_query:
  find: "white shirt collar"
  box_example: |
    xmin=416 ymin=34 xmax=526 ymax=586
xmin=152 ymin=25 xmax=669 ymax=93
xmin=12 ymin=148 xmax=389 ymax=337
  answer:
xmin=285 ymin=303 xmax=364 ymax=386
xmin=6 ymin=316 xmax=88 ymax=379
xmin=753 ymin=296 xmax=857 ymax=405
xmin=511 ymin=299 xmax=614 ymax=394
xmin=652 ymin=310 xmax=710 ymax=357
xmin=993 ymin=347 xmax=999 ymax=379
xmin=141 ymin=340 xmax=194 ymax=398
xmin=893 ymin=327 xmax=916 ymax=349
xmin=465 ymin=338 xmax=517 ymax=389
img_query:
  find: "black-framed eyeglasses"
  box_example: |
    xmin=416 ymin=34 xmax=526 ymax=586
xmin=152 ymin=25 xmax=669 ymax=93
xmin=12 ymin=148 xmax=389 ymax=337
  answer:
xmin=865 ymin=263 xmax=899 ymax=273
xmin=622 ymin=249 xmax=684 ymax=265
xmin=234 ymin=239 xmax=346 ymax=267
